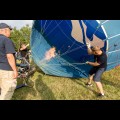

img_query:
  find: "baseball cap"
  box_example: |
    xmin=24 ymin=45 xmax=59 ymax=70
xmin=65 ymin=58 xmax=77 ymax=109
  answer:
xmin=91 ymin=46 xmax=101 ymax=51
xmin=0 ymin=23 xmax=12 ymax=30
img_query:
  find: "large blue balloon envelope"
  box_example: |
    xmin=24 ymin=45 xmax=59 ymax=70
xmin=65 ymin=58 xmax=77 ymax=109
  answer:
xmin=30 ymin=20 xmax=120 ymax=78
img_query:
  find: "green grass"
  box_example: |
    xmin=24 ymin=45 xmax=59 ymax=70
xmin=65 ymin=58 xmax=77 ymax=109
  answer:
xmin=12 ymin=66 xmax=120 ymax=100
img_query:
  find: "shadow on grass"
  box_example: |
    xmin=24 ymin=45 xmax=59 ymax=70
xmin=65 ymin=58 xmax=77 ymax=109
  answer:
xmin=12 ymin=79 xmax=37 ymax=100
xmin=69 ymin=78 xmax=98 ymax=95
xmin=35 ymin=75 xmax=56 ymax=100
xmin=102 ymin=78 xmax=120 ymax=88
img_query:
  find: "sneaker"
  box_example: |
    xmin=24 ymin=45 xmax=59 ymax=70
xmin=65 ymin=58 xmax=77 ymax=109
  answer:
xmin=97 ymin=93 xmax=105 ymax=97
xmin=85 ymin=83 xmax=93 ymax=86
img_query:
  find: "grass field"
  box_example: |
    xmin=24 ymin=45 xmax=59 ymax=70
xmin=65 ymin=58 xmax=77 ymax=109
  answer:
xmin=12 ymin=66 xmax=120 ymax=100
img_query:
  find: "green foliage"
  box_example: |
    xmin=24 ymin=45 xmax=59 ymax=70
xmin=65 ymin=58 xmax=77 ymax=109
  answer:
xmin=10 ymin=24 xmax=31 ymax=51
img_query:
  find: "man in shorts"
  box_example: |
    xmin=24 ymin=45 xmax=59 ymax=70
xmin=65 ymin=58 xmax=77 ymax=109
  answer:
xmin=86 ymin=43 xmax=107 ymax=97
xmin=0 ymin=23 xmax=18 ymax=100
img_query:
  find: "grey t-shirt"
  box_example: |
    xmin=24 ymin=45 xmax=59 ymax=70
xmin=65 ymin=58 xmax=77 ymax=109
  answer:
xmin=0 ymin=34 xmax=16 ymax=71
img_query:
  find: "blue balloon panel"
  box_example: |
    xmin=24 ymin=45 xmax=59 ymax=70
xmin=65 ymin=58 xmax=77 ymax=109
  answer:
xmin=30 ymin=20 xmax=120 ymax=78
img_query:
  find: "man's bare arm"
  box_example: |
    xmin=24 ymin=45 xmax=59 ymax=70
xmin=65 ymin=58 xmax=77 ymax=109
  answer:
xmin=20 ymin=46 xmax=27 ymax=50
xmin=20 ymin=44 xmax=29 ymax=51
xmin=7 ymin=54 xmax=18 ymax=78
xmin=86 ymin=61 xmax=100 ymax=66
xmin=87 ymin=48 xmax=93 ymax=55
xmin=86 ymin=42 xmax=93 ymax=55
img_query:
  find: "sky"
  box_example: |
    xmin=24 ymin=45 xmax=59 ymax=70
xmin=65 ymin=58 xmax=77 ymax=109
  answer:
xmin=0 ymin=20 xmax=33 ymax=29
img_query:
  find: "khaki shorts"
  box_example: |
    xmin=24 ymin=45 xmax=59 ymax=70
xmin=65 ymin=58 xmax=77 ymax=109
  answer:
xmin=0 ymin=70 xmax=17 ymax=100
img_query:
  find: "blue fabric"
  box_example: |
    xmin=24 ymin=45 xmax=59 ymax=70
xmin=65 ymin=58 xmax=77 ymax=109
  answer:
xmin=30 ymin=20 xmax=120 ymax=78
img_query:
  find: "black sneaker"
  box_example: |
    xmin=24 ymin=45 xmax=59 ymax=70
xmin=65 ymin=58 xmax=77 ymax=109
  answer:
xmin=85 ymin=83 xmax=93 ymax=86
xmin=97 ymin=93 xmax=105 ymax=97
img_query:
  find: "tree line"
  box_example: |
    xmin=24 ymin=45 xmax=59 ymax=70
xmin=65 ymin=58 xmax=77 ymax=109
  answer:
xmin=10 ymin=24 xmax=31 ymax=52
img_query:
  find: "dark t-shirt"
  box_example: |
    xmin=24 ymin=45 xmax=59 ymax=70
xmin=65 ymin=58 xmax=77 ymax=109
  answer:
xmin=0 ymin=34 xmax=16 ymax=71
xmin=19 ymin=48 xmax=30 ymax=61
xmin=20 ymin=48 xmax=29 ymax=57
xmin=94 ymin=50 xmax=107 ymax=69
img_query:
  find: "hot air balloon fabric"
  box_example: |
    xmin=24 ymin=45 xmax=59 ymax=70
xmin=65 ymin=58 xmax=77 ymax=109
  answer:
xmin=30 ymin=20 xmax=120 ymax=78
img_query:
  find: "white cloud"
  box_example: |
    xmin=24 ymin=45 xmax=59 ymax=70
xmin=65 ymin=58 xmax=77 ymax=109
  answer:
xmin=0 ymin=20 xmax=33 ymax=29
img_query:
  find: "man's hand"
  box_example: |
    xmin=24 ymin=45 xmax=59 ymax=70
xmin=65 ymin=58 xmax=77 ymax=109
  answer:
xmin=86 ymin=61 xmax=89 ymax=64
xmin=13 ymin=70 xmax=18 ymax=79
xmin=86 ymin=42 xmax=91 ymax=48
xmin=26 ymin=44 xmax=29 ymax=47
xmin=86 ymin=61 xmax=100 ymax=66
